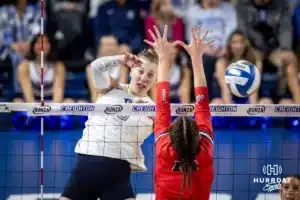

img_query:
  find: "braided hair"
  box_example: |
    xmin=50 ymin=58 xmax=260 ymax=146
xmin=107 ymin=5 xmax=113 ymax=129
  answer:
xmin=169 ymin=116 xmax=200 ymax=199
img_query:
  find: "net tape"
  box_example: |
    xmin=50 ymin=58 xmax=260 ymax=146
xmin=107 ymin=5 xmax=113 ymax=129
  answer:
xmin=0 ymin=103 xmax=300 ymax=117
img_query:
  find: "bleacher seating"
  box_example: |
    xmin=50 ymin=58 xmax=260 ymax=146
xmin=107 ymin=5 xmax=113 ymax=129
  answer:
xmin=63 ymin=59 xmax=90 ymax=100
xmin=0 ymin=62 xmax=13 ymax=101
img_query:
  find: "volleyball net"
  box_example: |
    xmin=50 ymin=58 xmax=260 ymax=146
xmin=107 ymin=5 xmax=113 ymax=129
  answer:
xmin=0 ymin=103 xmax=299 ymax=200
xmin=1 ymin=102 xmax=300 ymax=117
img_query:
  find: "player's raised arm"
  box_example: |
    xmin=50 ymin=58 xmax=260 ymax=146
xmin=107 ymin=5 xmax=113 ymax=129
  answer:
xmin=144 ymin=25 xmax=180 ymax=141
xmin=91 ymin=52 xmax=142 ymax=92
xmin=178 ymin=26 xmax=214 ymax=149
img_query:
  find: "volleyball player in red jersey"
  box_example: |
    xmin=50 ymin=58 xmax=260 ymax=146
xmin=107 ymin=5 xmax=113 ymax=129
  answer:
xmin=145 ymin=25 xmax=214 ymax=200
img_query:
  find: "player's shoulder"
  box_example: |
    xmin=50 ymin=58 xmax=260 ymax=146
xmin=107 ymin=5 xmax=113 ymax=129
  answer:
xmin=156 ymin=136 xmax=174 ymax=157
xmin=96 ymin=84 xmax=128 ymax=100
xmin=142 ymin=96 xmax=154 ymax=104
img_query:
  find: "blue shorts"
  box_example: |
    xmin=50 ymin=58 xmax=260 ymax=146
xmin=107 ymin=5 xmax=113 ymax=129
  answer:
xmin=61 ymin=154 xmax=134 ymax=200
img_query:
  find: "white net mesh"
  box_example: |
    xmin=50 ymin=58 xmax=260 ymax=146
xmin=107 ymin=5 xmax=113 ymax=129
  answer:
xmin=0 ymin=103 xmax=299 ymax=200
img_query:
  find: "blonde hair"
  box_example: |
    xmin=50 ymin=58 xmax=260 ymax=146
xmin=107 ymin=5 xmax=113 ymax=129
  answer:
xmin=138 ymin=48 xmax=159 ymax=65
xmin=151 ymin=0 xmax=175 ymax=22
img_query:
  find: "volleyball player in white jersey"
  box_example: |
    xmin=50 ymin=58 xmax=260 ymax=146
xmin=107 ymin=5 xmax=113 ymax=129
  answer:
xmin=60 ymin=29 xmax=176 ymax=199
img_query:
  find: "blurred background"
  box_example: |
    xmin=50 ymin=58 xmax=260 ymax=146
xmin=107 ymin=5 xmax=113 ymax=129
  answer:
xmin=1 ymin=0 xmax=300 ymax=106
xmin=0 ymin=0 xmax=300 ymax=200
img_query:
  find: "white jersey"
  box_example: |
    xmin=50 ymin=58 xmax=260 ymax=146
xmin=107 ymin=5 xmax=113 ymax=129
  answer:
xmin=184 ymin=2 xmax=237 ymax=49
xmin=29 ymin=61 xmax=54 ymax=97
xmin=75 ymin=84 xmax=154 ymax=171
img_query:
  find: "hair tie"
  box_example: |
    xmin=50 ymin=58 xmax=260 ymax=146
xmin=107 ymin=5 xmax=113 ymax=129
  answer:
xmin=191 ymin=160 xmax=198 ymax=171
xmin=172 ymin=160 xmax=181 ymax=172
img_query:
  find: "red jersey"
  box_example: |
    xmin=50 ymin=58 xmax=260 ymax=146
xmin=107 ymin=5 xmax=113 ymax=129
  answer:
xmin=154 ymin=81 xmax=214 ymax=200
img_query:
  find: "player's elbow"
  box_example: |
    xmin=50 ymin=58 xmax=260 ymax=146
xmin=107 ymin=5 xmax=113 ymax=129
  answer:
xmin=93 ymin=72 xmax=111 ymax=90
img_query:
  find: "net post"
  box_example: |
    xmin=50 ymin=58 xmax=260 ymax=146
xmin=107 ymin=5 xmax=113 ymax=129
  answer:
xmin=40 ymin=0 xmax=45 ymax=199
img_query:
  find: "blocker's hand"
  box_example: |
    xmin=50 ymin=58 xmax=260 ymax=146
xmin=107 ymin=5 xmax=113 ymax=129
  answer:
xmin=178 ymin=26 xmax=214 ymax=59
xmin=144 ymin=25 xmax=180 ymax=61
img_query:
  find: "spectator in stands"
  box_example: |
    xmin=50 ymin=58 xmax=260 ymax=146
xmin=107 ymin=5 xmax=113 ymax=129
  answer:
xmin=144 ymin=0 xmax=189 ymax=103
xmin=89 ymin=0 xmax=111 ymax=20
xmin=144 ymin=0 xmax=184 ymax=44
xmin=184 ymin=0 xmax=237 ymax=58
xmin=0 ymin=0 xmax=40 ymax=63
xmin=86 ymin=35 xmax=130 ymax=102
xmin=171 ymin=0 xmax=194 ymax=16
xmin=0 ymin=5 xmax=7 ymax=67
xmin=212 ymin=30 xmax=262 ymax=104
xmin=94 ymin=0 xmax=144 ymax=54
xmin=14 ymin=35 xmax=66 ymax=103
xmin=237 ymin=0 xmax=300 ymax=104
xmin=286 ymin=0 xmax=300 ymax=9
xmin=181 ymin=0 xmax=237 ymax=100
xmin=46 ymin=0 xmax=90 ymax=61
xmin=295 ymin=4 xmax=300 ymax=66
xmin=280 ymin=175 xmax=300 ymax=200
xmin=150 ymin=43 xmax=191 ymax=103
xmin=0 ymin=0 xmax=40 ymax=92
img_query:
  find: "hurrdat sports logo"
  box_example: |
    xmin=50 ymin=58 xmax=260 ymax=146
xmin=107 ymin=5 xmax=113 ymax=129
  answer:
xmin=253 ymin=164 xmax=290 ymax=192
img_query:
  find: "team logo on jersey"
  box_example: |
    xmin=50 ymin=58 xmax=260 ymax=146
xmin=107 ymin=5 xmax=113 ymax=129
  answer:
xmin=104 ymin=105 xmax=123 ymax=114
xmin=196 ymin=94 xmax=205 ymax=103
xmin=124 ymin=98 xmax=132 ymax=103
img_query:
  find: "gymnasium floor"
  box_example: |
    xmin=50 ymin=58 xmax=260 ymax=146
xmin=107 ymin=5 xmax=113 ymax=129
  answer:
xmin=0 ymin=119 xmax=299 ymax=200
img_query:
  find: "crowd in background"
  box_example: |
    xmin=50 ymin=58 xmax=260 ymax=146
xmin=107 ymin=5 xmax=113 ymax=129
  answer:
xmin=1 ymin=0 xmax=300 ymax=105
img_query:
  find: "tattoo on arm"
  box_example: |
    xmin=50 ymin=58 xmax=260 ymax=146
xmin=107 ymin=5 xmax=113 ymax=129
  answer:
xmin=92 ymin=56 xmax=121 ymax=73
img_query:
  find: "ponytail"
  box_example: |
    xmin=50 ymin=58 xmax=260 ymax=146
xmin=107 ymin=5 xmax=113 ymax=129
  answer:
xmin=171 ymin=117 xmax=199 ymax=199
xmin=172 ymin=157 xmax=198 ymax=199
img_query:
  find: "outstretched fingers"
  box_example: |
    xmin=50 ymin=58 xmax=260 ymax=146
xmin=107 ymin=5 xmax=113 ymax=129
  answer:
xmin=191 ymin=27 xmax=197 ymax=42
xmin=206 ymin=40 xmax=215 ymax=46
xmin=196 ymin=25 xmax=201 ymax=41
xmin=153 ymin=25 xmax=162 ymax=41
xmin=162 ymin=25 xmax=168 ymax=41
xmin=148 ymin=28 xmax=157 ymax=42
xmin=144 ymin=39 xmax=154 ymax=47
xmin=201 ymin=30 xmax=209 ymax=42
xmin=172 ymin=40 xmax=182 ymax=48
xmin=144 ymin=25 xmax=166 ymax=47
xmin=176 ymin=41 xmax=188 ymax=51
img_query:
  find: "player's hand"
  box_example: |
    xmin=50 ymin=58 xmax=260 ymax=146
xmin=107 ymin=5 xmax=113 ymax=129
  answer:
xmin=144 ymin=25 xmax=180 ymax=61
xmin=119 ymin=52 xmax=142 ymax=68
xmin=178 ymin=26 xmax=214 ymax=59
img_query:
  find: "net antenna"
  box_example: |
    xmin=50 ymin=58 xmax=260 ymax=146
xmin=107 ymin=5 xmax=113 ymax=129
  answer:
xmin=40 ymin=0 xmax=45 ymax=199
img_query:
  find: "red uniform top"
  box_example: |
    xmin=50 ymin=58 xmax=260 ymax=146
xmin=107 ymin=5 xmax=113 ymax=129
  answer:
xmin=154 ymin=81 xmax=214 ymax=200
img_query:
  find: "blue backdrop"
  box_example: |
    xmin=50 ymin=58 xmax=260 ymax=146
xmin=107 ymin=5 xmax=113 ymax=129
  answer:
xmin=0 ymin=119 xmax=300 ymax=200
